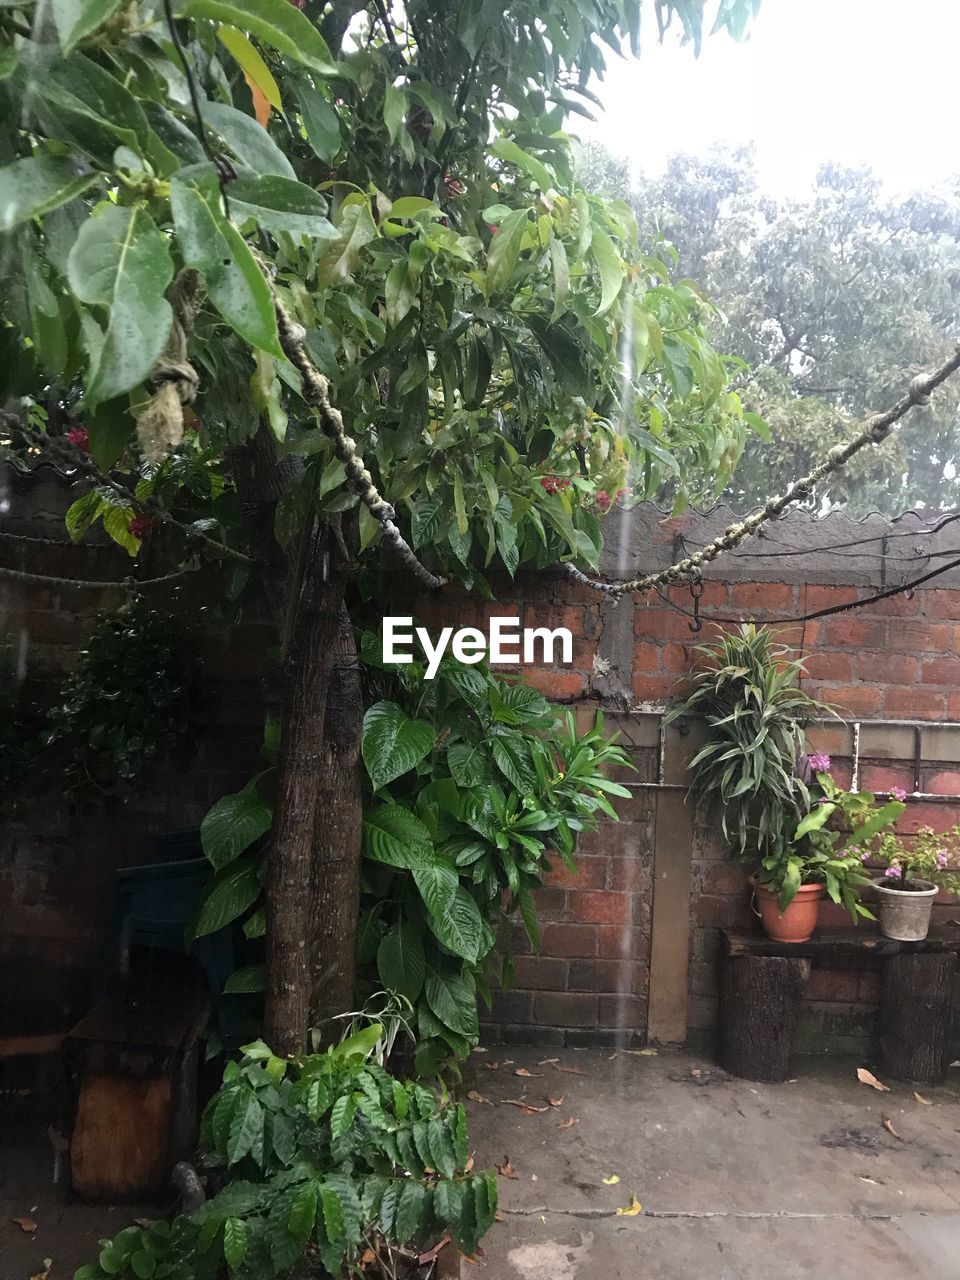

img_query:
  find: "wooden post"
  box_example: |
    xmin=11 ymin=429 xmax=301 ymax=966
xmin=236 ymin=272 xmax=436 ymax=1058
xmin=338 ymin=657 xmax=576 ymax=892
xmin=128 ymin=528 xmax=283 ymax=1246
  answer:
xmin=646 ymin=791 xmax=695 ymax=1045
xmin=720 ymin=954 xmax=811 ymax=1082
xmin=880 ymin=951 xmax=957 ymax=1084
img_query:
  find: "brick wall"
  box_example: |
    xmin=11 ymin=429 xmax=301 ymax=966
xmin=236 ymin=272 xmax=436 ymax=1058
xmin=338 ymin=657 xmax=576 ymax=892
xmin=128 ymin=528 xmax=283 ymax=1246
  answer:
xmin=4 ymin=469 xmax=960 ymax=1057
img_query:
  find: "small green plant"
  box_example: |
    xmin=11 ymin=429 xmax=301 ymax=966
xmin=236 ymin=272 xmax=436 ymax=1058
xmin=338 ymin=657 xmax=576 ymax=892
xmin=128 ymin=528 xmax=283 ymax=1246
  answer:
xmin=75 ymin=1031 xmax=495 ymax=1280
xmin=759 ymin=768 xmax=904 ymax=919
xmin=668 ymin=624 xmax=829 ymax=859
xmin=871 ymin=823 xmax=960 ymax=894
xmin=47 ymin=598 xmax=197 ymax=789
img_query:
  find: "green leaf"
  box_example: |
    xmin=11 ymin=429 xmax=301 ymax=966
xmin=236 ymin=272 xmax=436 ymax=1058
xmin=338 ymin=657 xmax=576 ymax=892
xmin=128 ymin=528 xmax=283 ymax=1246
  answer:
xmin=423 ymin=962 xmax=479 ymax=1037
xmin=288 ymin=1183 xmax=318 ymax=1244
xmin=223 ymin=1217 xmax=247 ymax=1270
xmin=491 ymin=136 xmax=554 ymax=190
xmin=330 ymin=1093 xmax=356 ymax=1138
xmin=317 ymin=200 xmax=378 ymax=287
xmin=224 ymin=964 xmax=265 ymax=993
xmin=447 ymin=742 xmax=491 ymax=788
xmin=518 ymin=888 xmax=540 ymax=950
xmin=202 ymin=782 xmax=273 ymax=870
xmin=201 ymin=100 xmax=295 ymax=179
xmin=87 ymin=399 xmax=134 ymax=470
xmin=66 ymin=205 xmax=173 ymax=404
xmin=181 ymin=0 xmax=340 ymax=76
xmin=193 ymin=859 xmax=260 ymax=938
xmin=332 ymin=1023 xmax=383 ymax=1060
xmin=548 ymin=232 xmax=569 ymax=323
xmin=383 ymin=82 xmax=406 ymax=141
xmin=491 ymin=735 xmax=536 ymax=792
xmin=101 ymin=503 xmax=139 ymax=557
xmin=227 ymin=1094 xmax=264 ymax=1163
xmin=364 ymin=804 xmax=435 ymax=868
xmin=388 ymin=196 xmax=442 ymax=219
xmin=394 ymin=1180 xmax=426 ymax=1245
xmin=53 ymin=0 xmax=123 ymax=54
xmin=413 ymin=865 xmax=483 ymax=962
xmin=377 ymin=921 xmax=425 ymax=1002
xmin=218 ymin=24 xmax=283 ymax=110
xmin=171 ymin=171 xmax=283 ymax=357
xmin=228 ymin=174 xmax=337 ymax=240
xmin=486 ymin=207 xmax=529 ymax=297
xmin=129 ymin=1250 xmax=156 ymax=1280
xmin=297 ymin=83 xmax=341 ymax=162
xmin=362 ymin=700 xmax=436 ymax=790
xmin=0 ymin=154 xmax=97 ymax=231
xmin=590 ymin=225 xmax=624 ymax=315
xmin=65 ymin=490 xmax=103 ymax=542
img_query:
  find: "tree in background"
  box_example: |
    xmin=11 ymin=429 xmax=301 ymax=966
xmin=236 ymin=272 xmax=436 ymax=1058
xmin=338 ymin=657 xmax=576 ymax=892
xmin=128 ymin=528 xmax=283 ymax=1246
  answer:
xmin=0 ymin=0 xmax=762 ymax=1054
xmin=578 ymin=141 xmax=960 ymax=515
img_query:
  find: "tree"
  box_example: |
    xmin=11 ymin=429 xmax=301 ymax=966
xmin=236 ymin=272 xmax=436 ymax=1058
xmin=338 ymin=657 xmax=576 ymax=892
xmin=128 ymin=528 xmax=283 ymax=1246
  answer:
xmin=1 ymin=0 xmax=764 ymax=1055
xmin=622 ymin=147 xmax=960 ymax=515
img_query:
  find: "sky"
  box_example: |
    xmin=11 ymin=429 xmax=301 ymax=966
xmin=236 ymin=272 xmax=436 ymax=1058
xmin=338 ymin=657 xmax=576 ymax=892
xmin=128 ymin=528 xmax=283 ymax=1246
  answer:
xmin=580 ymin=0 xmax=960 ymax=197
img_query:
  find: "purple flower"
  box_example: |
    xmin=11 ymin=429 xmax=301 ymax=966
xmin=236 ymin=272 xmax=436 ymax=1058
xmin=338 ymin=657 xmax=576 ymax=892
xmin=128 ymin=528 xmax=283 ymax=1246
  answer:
xmin=808 ymin=752 xmax=832 ymax=772
xmin=937 ymin=850 xmax=949 ymax=869
xmin=860 ymin=851 xmax=871 ymax=863
xmin=890 ymin=786 xmax=908 ymax=802
xmin=884 ymin=865 xmax=903 ymax=879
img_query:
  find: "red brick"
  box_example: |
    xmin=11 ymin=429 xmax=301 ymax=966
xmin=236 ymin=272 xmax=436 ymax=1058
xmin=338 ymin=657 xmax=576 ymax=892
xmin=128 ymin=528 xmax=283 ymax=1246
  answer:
xmin=662 ymin=642 xmax=695 ymax=673
xmin=860 ymin=763 xmax=914 ymax=794
xmin=490 ymin=990 xmax=533 ymax=1022
xmin=926 ymin=770 xmax=960 ymax=796
xmin=512 ymin=956 xmax=570 ymax=991
xmin=700 ymin=861 xmax=750 ymax=896
xmin=522 ymin=669 xmax=585 ymax=701
xmin=634 ymin=608 xmax=696 ymax=642
xmin=885 ymin=686 xmax=945 ymax=720
xmin=532 ymin=991 xmax=598 ymax=1027
xmin=887 ymin=621 xmax=947 ymax=654
xmin=802 ymin=585 xmax=860 ymax=611
xmin=598 ymin=994 xmax=644 ymax=1027
xmin=817 ymin=684 xmax=882 ymax=717
xmin=897 ymin=802 xmax=955 ymax=835
xmin=567 ymin=890 xmax=630 ymax=925
xmin=569 ymin=958 xmax=635 ymax=992
xmin=803 ymin=651 xmax=853 ymax=681
xmin=865 ymin=655 xmax=919 ymax=685
xmin=540 ymin=923 xmax=597 ymax=958
xmin=949 ymin=692 xmax=960 ymax=721
xmin=921 ymin=657 xmax=960 ymax=686
xmin=544 ymin=857 xmax=606 ymax=890
xmin=923 ymin=589 xmax=960 ymax=620
xmin=729 ymin=581 xmax=793 ymax=611
xmin=807 ymin=967 xmax=860 ymax=1002
xmin=859 ymin=970 xmax=882 ymax=1002
xmin=532 ymin=887 xmax=567 ymax=921
xmin=608 ymin=858 xmax=653 ymax=893
xmin=818 ymin=618 xmax=888 ymax=650
xmin=632 ymin=673 xmax=675 ymax=702
xmin=863 ymin=591 xmax=923 ymax=618
xmin=522 ymin=602 xmax=588 ymax=637
xmin=597 ymin=925 xmax=648 ymax=960
xmin=696 ymin=896 xmax=737 ymax=928
xmin=634 ymin=642 xmax=661 ymax=673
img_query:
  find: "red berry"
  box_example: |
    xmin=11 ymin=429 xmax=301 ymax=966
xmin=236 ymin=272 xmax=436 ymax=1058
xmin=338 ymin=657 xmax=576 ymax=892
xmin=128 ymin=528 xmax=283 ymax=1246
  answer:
xmin=128 ymin=513 xmax=155 ymax=540
xmin=595 ymin=489 xmax=611 ymax=511
xmin=66 ymin=426 xmax=90 ymax=452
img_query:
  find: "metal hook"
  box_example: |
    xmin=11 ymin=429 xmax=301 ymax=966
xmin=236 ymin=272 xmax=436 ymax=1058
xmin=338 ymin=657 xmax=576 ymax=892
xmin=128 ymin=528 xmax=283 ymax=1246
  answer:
xmin=688 ymin=574 xmax=704 ymax=634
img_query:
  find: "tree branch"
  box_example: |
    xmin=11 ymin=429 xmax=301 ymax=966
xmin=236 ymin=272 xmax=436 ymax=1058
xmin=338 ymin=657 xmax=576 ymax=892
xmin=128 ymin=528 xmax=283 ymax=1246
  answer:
xmin=568 ymin=344 xmax=960 ymax=598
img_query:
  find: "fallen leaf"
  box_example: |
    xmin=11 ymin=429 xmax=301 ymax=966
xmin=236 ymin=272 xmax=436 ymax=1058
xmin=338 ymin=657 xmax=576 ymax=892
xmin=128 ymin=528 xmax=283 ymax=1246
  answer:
xmin=502 ymin=1098 xmax=550 ymax=1112
xmin=361 ymin=1246 xmax=377 ymax=1265
xmin=882 ymin=1115 xmax=903 ymax=1141
xmin=914 ymin=1092 xmax=932 ymax=1106
xmin=859 ymin=1176 xmax=882 ymax=1186
xmin=950 ymin=1060 xmax=960 ymax=1068
xmin=602 ymin=1174 xmax=620 ymax=1185
xmin=497 ymin=1157 xmax=519 ymax=1180
xmin=622 ymin=1047 xmax=658 ymax=1057
xmin=558 ymin=1116 xmax=580 ymax=1129
xmin=483 ymin=1061 xmax=500 ymax=1071
xmin=616 ymin=1195 xmax=642 ymax=1217
xmin=472 ymin=1046 xmax=489 ymax=1054
xmin=13 ymin=1216 xmax=37 ymax=1233
xmin=467 ymin=1090 xmax=491 ymax=1105
xmin=547 ymin=1094 xmax=565 ymax=1107
xmin=494 ymin=1211 xmax=504 ymax=1222
xmin=538 ymin=1058 xmax=559 ymax=1066
xmin=857 ymin=1067 xmax=891 ymax=1092
xmin=30 ymin=1268 xmax=51 ymax=1280
xmin=464 ymin=1155 xmax=475 ymax=1173
xmin=553 ymin=1063 xmax=585 ymax=1075
xmin=418 ymin=1235 xmax=451 ymax=1265
xmin=514 ymin=1067 xmax=542 ymax=1078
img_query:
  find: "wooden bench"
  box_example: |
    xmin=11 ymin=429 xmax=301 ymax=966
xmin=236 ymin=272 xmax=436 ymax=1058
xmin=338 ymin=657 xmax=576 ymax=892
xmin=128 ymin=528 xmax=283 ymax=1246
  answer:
xmin=719 ymin=927 xmax=960 ymax=1084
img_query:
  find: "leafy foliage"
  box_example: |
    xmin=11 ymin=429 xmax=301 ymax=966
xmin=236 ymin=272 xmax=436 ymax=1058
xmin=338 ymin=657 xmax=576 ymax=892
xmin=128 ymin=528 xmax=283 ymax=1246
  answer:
xmin=357 ymin=634 xmax=632 ymax=1073
xmin=872 ymin=823 xmax=960 ymax=894
xmin=75 ymin=1034 xmax=495 ymax=1279
xmin=667 ymin=624 xmax=828 ymax=860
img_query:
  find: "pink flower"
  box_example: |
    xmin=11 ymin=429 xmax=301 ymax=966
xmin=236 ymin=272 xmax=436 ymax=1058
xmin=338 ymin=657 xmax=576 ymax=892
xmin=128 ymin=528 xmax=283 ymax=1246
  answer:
xmin=937 ymin=849 xmax=949 ymax=869
xmin=595 ymin=489 xmax=612 ymax=511
xmin=539 ymin=475 xmax=571 ymax=495
xmin=860 ymin=851 xmax=871 ymax=863
xmin=66 ymin=426 xmax=89 ymax=452
xmin=128 ymin=513 xmax=155 ymax=540
xmin=884 ymin=865 xmax=903 ymax=879
xmin=890 ymin=786 xmax=908 ymax=802
xmin=808 ymin=752 xmax=831 ymax=772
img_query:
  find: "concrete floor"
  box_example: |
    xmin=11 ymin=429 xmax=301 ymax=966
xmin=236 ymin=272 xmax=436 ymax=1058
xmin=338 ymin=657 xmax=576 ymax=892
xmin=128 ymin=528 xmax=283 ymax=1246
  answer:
xmin=3 ymin=1049 xmax=959 ymax=1279
xmin=464 ymin=1047 xmax=960 ymax=1280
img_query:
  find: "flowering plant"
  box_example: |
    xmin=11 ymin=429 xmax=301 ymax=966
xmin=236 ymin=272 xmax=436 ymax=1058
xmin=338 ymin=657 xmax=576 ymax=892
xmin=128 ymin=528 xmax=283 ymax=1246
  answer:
xmin=757 ymin=761 xmax=905 ymax=919
xmin=871 ymin=825 xmax=960 ymax=895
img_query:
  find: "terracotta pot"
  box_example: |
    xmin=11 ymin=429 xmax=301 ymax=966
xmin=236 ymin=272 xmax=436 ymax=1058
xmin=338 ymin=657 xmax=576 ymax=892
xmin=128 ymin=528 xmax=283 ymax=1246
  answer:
xmin=754 ymin=880 xmax=824 ymax=943
xmin=873 ymin=877 xmax=938 ymax=941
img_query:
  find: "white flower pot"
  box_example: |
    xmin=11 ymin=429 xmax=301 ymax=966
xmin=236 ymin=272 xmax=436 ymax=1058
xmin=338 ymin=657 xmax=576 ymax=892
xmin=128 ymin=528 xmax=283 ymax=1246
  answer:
xmin=873 ymin=878 xmax=938 ymax=941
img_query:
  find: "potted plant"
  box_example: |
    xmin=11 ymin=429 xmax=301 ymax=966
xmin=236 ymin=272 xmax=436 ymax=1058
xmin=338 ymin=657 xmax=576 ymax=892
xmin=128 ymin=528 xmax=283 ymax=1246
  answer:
xmin=755 ymin=767 xmax=904 ymax=942
xmin=869 ymin=822 xmax=960 ymax=941
xmin=669 ymin=625 xmax=902 ymax=942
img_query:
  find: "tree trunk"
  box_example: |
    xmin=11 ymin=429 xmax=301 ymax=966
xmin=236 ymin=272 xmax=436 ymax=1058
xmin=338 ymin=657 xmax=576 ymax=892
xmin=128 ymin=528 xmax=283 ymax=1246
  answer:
xmin=880 ymin=951 xmax=957 ymax=1084
xmin=720 ymin=954 xmax=811 ymax=1082
xmin=310 ymin=600 xmax=363 ymax=1032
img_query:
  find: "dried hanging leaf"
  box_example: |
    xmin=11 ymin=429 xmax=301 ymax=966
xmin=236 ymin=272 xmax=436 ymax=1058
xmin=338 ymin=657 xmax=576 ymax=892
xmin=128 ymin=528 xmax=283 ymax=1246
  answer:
xmin=857 ymin=1067 xmax=891 ymax=1092
xmin=13 ymin=1216 xmax=38 ymax=1233
xmin=497 ymin=1157 xmax=519 ymax=1180
xmin=514 ymin=1067 xmax=542 ymax=1078
xmin=558 ymin=1116 xmax=580 ymax=1129
xmin=547 ymin=1094 xmax=565 ymax=1107
xmin=882 ymin=1115 xmax=903 ymax=1140
xmin=467 ymin=1090 xmax=491 ymax=1105
xmin=418 ymin=1235 xmax=451 ymax=1265
xmin=602 ymin=1175 xmax=620 ymax=1185
xmin=913 ymin=1092 xmax=932 ymax=1105
xmin=616 ymin=1195 xmax=643 ymax=1217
